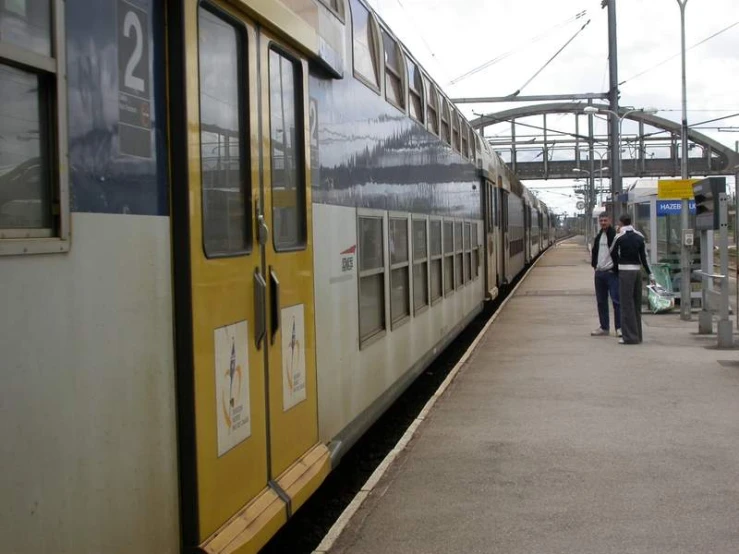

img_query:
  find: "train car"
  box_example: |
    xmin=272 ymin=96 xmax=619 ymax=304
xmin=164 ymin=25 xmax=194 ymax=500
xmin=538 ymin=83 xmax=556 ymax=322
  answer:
xmin=529 ymin=193 xmax=542 ymax=259
xmin=311 ymin=0 xmax=487 ymax=478
xmin=539 ymin=200 xmax=547 ymax=250
xmin=1 ymin=3 xmax=180 ymax=553
xmin=502 ymin=172 xmax=527 ymax=283
xmin=0 ymin=1 xmax=550 ymax=553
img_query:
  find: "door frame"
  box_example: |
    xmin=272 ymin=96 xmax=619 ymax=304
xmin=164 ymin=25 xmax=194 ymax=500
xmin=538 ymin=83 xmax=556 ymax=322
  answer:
xmin=167 ymin=2 xmax=327 ymax=549
xmin=166 ymin=0 xmax=201 ymax=545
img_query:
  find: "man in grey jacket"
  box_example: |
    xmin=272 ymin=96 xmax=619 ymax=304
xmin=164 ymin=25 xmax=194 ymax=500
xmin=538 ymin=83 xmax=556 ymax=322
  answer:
xmin=590 ymin=213 xmax=620 ymax=337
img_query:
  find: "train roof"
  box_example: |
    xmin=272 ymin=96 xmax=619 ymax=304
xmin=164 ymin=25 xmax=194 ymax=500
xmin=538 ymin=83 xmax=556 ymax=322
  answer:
xmin=303 ymin=0 xmax=550 ymax=214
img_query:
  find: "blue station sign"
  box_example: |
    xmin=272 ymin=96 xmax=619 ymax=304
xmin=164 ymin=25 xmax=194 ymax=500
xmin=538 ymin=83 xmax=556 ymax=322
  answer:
xmin=656 ymin=200 xmax=695 ymax=216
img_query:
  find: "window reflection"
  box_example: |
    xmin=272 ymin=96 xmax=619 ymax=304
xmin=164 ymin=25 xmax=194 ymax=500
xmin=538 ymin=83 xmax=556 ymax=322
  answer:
xmin=382 ymin=30 xmax=404 ymax=109
xmin=0 ymin=64 xmax=50 ymax=230
xmin=360 ymin=217 xmax=383 ymax=270
xmin=269 ymin=49 xmax=305 ymax=251
xmin=0 ymin=0 xmax=51 ymax=57
xmin=351 ymin=0 xmax=379 ymax=87
xmin=198 ymin=6 xmax=250 ymax=255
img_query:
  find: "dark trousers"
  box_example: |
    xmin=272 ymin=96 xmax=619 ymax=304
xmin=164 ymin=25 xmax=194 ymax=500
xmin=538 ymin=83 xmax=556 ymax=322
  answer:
xmin=619 ymin=270 xmax=643 ymax=343
xmin=595 ymin=270 xmax=620 ymax=331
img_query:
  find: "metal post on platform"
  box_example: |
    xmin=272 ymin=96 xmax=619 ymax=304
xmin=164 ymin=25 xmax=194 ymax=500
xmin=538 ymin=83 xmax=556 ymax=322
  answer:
xmin=717 ymin=193 xmax=733 ymax=347
xmin=677 ymin=0 xmax=692 ymax=321
xmin=695 ymin=178 xmax=732 ymax=347
xmin=698 ymin=228 xmax=712 ymax=334
xmin=588 ymin=112 xmax=596 ymax=246
xmin=735 ymin=163 xmax=739 ymax=331
xmin=606 ymin=0 xmax=621 ymax=221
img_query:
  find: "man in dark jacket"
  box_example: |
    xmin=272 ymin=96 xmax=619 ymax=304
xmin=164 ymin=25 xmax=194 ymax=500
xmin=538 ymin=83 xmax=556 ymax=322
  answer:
xmin=611 ymin=213 xmax=655 ymax=344
xmin=591 ymin=213 xmax=620 ymax=337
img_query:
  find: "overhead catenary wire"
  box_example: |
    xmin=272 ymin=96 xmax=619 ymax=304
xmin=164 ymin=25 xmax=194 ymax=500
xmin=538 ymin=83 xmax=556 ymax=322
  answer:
xmin=448 ymin=10 xmax=588 ymax=85
xmin=620 ymin=19 xmax=739 ymax=86
xmin=390 ymin=0 xmax=444 ymax=73
xmin=506 ymin=18 xmax=593 ymax=98
xmin=691 ymin=112 xmax=739 ymax=127
xmin=371 ymin=0 xmax=452 ymax=85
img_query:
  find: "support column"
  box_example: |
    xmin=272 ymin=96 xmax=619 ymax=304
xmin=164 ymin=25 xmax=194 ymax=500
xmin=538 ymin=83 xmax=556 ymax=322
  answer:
xmin=736 ymin=167 xmax=739 ymax=331
xmin=698 ymin=229 xmax=712 ymax=334
xmin=717 ymin=193 xmax=733 ymax=347
xmin=511 ymin=120 xmax=517 ymax=174
xmin=678 ymin=0 xmax=691 ymax=321
xmin=588 ymin=111 xmax=595 ymax=244
xmin=543 ymin=114 xmax=549 ymax=178
xmin=607 ymin=0 xmax=621 ymax=220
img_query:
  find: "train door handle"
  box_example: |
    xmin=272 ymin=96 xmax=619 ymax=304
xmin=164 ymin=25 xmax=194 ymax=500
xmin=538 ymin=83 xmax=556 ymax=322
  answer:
xmin=270 ymin=268 xmax=280 ymax=345
xmin=254 ymin=269 xmax=267 ymax=350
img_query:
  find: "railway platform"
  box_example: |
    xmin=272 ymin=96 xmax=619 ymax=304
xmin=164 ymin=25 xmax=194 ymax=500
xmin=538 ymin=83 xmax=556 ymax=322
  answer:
xmin=319 ymin=237 xmax=739 ymax=554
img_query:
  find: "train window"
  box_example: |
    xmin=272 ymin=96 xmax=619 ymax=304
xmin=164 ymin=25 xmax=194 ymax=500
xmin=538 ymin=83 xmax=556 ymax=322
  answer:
xmin=451 ymin=111 xmax=460 ymax=152
xmin=359 ymin=215 xmax=386 ymax=345
xmin=199 ymin=7 xmax=250 ymax=256
xmin=0 ymin=2 xmax=51 ymax=56
xmin=485 ymin=183 xmax=493 ymax=232
xmin=469 ymin=127 xmax=476 ymax=163
xmin=412 ymin=218 xmax=429 ymax=313
xmin=269 ymin=47 xmax=306 ymax=251
xmin=0 ymin=66 xmax=51 ymax=232
xmin=389 ymin=216 xmax=410 ymax=327
xmin=472 ymin=222 xmax=480 ymax=279
xmin=443 ymin=220 xmax=453 ymax=295
xmin=454 ymin=221 xmax=463 ymax=289
xmin=440 ymin=101 xmax=451 ymax=145
xmin=461 ymin=126 xmax=469 ymax=159
xmin=351 ymin=0 xmax=380 ymax=91
xmin=424 ymin=77 xmax=439 ymax=135
xmin=429 ymin=219 xmax=442 ymax=304
xmin=463 ymin=222 xmax=471 ymax=283
xmin=407 ymin=57 xmax=424 ymax=124
xmin=382 ymin=30 xmax=405 ymax=111
xmin=490 ymin=185 xmax=497 ymax=229
xmin=319 ymin=0 xmax=345 ymax=20
xmin=0 ymin=0 xmax=69 ymax=256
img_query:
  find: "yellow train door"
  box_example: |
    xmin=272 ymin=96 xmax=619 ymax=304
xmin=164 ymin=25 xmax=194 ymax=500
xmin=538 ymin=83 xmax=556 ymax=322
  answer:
xmin=259 ymin=33 xmax=325 ymax=499
xmin=175 ymin=2 xmax=327 ymax=552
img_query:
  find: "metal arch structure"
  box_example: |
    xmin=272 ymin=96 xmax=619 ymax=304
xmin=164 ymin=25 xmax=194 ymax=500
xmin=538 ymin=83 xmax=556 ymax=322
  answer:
xmin=470 ymin=102 xmax=739 ymax=181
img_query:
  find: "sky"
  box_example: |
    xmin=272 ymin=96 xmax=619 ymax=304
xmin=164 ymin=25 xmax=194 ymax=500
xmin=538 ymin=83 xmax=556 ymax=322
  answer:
xmin=364 ymin=0 xmax=739 ymax=216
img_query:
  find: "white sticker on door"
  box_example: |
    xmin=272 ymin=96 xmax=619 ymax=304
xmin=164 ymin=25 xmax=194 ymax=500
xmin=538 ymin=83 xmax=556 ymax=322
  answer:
xmin=282 ymin=304 xmax=307 ymax=411
xmin=215 ymin=321 xmax=251 ymax=457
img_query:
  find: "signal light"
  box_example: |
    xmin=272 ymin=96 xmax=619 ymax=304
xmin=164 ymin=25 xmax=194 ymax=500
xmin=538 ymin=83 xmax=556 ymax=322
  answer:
xmin=692 ymin=177 xmax=726 ymax=231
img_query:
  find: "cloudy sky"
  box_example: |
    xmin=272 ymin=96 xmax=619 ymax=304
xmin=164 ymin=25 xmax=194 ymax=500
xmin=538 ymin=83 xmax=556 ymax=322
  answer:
xmin=365 ymin=0 xmax=739 ymax=215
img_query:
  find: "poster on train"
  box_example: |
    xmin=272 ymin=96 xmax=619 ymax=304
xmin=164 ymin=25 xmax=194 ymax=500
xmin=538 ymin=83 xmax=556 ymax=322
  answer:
xmin=282 ymin=304 xmax=307 ymax=411
xmin=214 ymin=321 xmax=251 ymax=456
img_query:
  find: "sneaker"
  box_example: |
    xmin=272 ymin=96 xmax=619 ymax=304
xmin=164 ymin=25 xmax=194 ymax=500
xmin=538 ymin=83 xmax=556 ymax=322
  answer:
xmin=591 ymin=328 xmax=608 ymax=336
xmin=616 ymin=329 xmax=622 ymax=338
xmin=618 ymin=338 xmax=625 ymax=344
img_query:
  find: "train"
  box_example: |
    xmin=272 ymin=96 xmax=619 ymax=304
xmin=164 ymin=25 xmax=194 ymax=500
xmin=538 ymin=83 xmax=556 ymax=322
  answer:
xmin=0 ymin=0 xmax=555 ymax=552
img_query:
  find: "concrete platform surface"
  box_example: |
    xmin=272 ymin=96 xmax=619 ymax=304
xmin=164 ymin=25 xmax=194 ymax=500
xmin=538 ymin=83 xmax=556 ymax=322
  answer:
xmin=327 ymin=238 xmax=739 ymax=554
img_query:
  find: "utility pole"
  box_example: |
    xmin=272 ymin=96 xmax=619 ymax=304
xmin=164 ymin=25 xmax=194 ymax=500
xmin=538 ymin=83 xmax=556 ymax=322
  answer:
xmin=606 ymin=0 xmax=621 ymax=220
xmin=588 ymin=108 xmax=595 ymax=246
xmin=677 ymin=0 xmax=691 ymax=320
